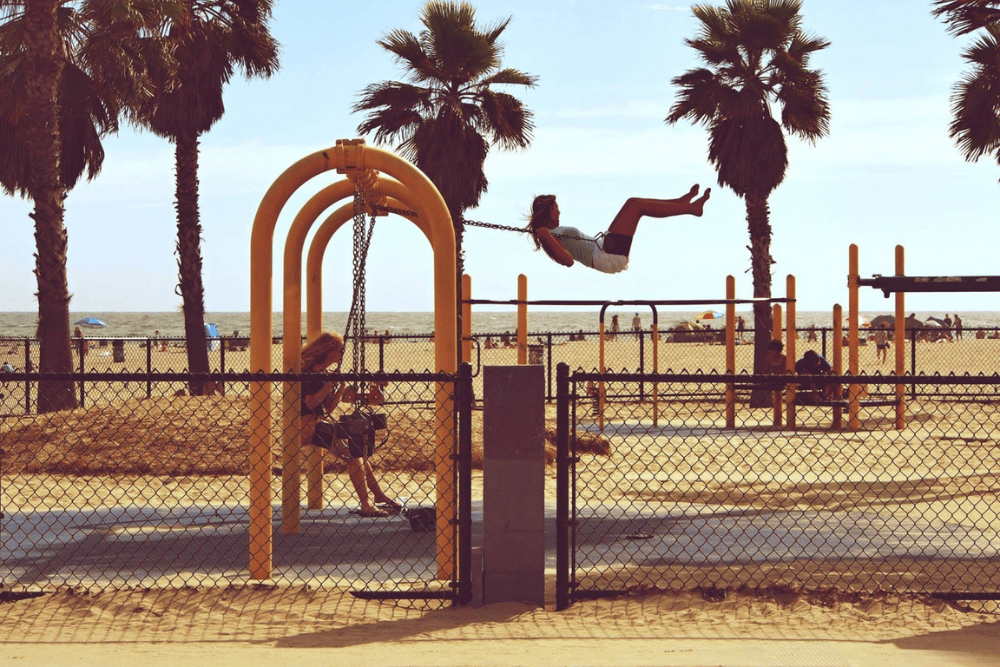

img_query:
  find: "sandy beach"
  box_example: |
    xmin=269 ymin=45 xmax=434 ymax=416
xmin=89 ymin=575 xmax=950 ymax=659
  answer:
xmin=2 ymin=335 xmax=999 ymax=665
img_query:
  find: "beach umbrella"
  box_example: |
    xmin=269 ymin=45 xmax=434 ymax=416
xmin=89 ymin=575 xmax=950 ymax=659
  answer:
xmin=844 ymin=314 xmax=870 ymax=329
xmin=74 ymin=317 xmax=107 ymax=329
xmin=870 ymin=314 xmax=924 ymax=332
xmin=870 ymin=315 xmax=894 ymax=330
xmin=694 ymin=310 xmax=724 ymax=320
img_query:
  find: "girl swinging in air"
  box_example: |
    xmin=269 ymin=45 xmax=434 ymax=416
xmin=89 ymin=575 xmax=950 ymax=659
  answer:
xmin=526 ymin=185 xmax=710 ymax=273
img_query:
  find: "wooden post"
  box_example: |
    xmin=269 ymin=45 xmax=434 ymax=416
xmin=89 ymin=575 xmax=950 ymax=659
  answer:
xmin=848 ymin=244 xmax=861 ymax=430
xmin=832 ymin=304 xmax=844 ymax=428
xmin=785 ymin=275 xmax=797 ymax=428
xmin=517 ymin=274 xmax=527 ymax=365
xmin=725 ymin=276 xmax=736 ymax=428
xmin=772 ymin=303 xmax=783 ymax=427
xmin=462 ymin=273 xmax=472 ymax=364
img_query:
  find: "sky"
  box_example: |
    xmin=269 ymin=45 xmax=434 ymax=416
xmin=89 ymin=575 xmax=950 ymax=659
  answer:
xmin=2 ymin=0 xmax=998 ymax=320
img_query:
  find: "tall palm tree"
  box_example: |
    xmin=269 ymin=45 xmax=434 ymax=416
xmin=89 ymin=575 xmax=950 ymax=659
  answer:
xmin=933 ymin=2 xmax=1000 ymax=176
xmin=353 ymin=0 xmax=537 ymax=359
xmin=136 ymin=0 xmax=279 ymax=389
xmin=666 ymin=0 xmax=830 ymax=381
xmin=0 ymin=0 xmax=158 ymax=412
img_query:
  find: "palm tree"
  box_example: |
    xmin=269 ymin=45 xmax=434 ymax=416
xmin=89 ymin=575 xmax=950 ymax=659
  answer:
xmin=666 ymin=0 xmax=830 ymax=381
xmin=933 ymin=2 xmax=1000 ymax=176
xmin=136 ymin=0 xmax=279 ymax=389
xmin=933 ymin=1 xmax=1000 ymax=35
xmin=353 ymin=0 xmax=537 ymax=359
xmin=0 ymin=0 xmax=158 ymax=412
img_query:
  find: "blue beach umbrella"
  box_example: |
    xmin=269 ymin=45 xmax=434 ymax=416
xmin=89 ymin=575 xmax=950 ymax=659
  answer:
xmin=74 ymin=317 xmax=107 ymax=329
xmin=694 ymin=310 xmax=724 ymax=321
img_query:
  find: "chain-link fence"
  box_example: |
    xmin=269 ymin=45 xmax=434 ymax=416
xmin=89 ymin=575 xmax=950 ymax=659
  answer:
xmin=556 ymin=366 xmax=1000 ymax=609
xmin=1 ymin=368 xmax=472 ymax=606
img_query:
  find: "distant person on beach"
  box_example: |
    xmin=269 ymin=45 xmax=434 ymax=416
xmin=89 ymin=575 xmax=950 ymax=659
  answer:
xmin=954 ymin=314 xmax=963 ymax=340
xmin=73 ymin=327 xmax=88 ymax=356
xmin=609 ymin=315 xmax=619 ymax=341
xmin=737 ymin=316 xmax=746 ymax=342
xmin=874 ymin=323 xmax=890 ymax=365
xmin=632 ymin=313 xmax=642 ymax=339
xmin=301 ymin=332 xmax=398 ymax=518
xmin=525 ymin=186 xmax=710 ymax=273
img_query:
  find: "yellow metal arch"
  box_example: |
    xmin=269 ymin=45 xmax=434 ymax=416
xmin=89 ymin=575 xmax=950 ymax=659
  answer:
xmin=249 ymin=140 xmax=455 ymax=580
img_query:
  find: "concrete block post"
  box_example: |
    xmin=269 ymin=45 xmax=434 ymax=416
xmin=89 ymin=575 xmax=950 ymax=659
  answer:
xmin=482 ymin=364 xmax=545 ymax=607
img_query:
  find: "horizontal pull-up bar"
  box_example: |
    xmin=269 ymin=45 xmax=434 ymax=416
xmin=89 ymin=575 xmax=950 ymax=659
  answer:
xmin=859 ymin=275 xmax=1000 ymax=297
xmin=464 ymin=298 xmax=793 ymax=307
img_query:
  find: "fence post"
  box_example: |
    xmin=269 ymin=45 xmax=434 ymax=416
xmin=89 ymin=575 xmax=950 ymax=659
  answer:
xmin=146 ymin=339 xmax=153 ymax=398
xmin=457 ymin=362 xmax=473 ymax=606
xmin=555 ymin=362 xmax=570 ymax=611
xmin=546 ymin=333 xmax=553 ymax=402
xmin=23 ymin=337 xmax=32 ymax=413
xmin=638 ymin=330 xmax=645 ymax=401
xmin=911 ymin=328 xmax=918 ymax=400
xmin=77 ymin=336 xmax=86 ymax=408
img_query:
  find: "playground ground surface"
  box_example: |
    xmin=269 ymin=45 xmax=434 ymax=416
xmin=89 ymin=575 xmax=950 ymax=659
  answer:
xmin=2 ymin=337 xmax=1000 ymax=666
xmin=1 ymin=583 xmax=998 ymax=667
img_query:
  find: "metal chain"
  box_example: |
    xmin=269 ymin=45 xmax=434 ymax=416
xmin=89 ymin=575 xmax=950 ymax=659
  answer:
xmin=370 ymin=205 xmax=598 ymax=244
xmin=343 ymin=188 xmax=378 ymax=408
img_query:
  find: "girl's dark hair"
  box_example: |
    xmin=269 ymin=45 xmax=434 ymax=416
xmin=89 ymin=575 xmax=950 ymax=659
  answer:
xmin=525 ymin=194 xmax=559 ymax=260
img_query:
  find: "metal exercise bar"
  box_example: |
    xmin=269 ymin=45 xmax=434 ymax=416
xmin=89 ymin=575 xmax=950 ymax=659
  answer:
xmin=464 ymin=297 xmax=793 ymax=307
xmin=859 ymin=275 xmax=1000 ymax=297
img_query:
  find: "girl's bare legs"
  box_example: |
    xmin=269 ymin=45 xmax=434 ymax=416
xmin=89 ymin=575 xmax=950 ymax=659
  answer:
xmin=607 ymin=185 xmax=711 ymax=237
xmin=348 ymin=457 xmax=382 ymax=514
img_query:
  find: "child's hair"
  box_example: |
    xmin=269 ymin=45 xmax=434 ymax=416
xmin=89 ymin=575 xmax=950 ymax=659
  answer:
xmin=767 ymin=339 xmax=784 ymax=353
xmin=525 ymin=194 xmax=559 ymax=260
xmin=301 ymin=332 xmax=344 ymax=370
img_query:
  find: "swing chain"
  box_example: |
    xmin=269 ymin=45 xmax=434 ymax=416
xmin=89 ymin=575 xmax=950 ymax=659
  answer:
xmin=343 ymin=187 xmax=378 ymax=409
xmin=370 ymin=203 xmax=596 ymax=243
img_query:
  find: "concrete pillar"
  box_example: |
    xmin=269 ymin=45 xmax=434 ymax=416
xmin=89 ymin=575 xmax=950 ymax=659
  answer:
xmin=482 ymin=365 xmax=545 ymax=606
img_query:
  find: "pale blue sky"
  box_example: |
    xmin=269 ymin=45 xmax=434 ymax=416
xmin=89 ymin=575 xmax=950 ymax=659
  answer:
xmin=2 ymin=0 xmax=997 ymax=317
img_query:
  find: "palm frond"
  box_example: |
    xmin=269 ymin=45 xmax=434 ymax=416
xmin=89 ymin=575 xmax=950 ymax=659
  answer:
xmin=933 ymin=0 xmax=1000 ymax=36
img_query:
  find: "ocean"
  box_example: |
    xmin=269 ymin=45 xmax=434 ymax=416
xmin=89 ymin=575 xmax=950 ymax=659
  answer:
xmin=2 ymin=310 xmax=998 ymax=339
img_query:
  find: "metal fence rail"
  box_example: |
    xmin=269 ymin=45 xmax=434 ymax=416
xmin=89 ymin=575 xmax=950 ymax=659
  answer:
xmin=556 ymin=365 xmax=1000 ymax=609
xmin=0 ymin=368 xmax=472 ymax=606
xmin=4 ymin=326 xmax=999 ymax=414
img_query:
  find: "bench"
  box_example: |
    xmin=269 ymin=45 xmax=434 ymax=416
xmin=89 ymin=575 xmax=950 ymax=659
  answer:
xmin=726 ymin=378 xmax=903 ymax=430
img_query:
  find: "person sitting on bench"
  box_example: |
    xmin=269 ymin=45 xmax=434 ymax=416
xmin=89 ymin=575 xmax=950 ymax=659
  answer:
xmin=794 ymin=350 xmax=835 ymax=404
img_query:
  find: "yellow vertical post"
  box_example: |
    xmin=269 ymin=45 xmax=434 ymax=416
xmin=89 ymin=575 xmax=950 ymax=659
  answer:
xmin=894 ymin=245 xmax=906 ymax=428
xmin=848 ymin=244 xmax=861 ymax=430
xmin=250 ymin=149 xmax=337 ymax=580
xmin=785 ymin=275 xmax=797 ymax=428
xmin=725 ymin=276 xmax=736 ymax=428
xmin=304 ymin=203 xmax=353 ymax=511
xmin=832 ymin=304 xmax=844 ymax=428
xmin=517 ymin=274 xmax=527 ymax=365
xmin=281 ymin=180 xmax=355 ymax=534
xmin=462 ymin=274 xmax=472 ymax=364
xmin=772 ymin=304 xmax=783 ymax=427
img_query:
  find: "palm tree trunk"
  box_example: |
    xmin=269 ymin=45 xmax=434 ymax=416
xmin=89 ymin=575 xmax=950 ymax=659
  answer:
xmin=25 ymin=0 xmax=76 ymax=412
xmin=746 ymin=192 xmax=775 ymax=407
xmin=174 ymin=130 xmax=210 ymax=391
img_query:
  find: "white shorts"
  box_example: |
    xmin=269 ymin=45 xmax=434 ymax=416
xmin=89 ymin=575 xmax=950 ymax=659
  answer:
xmin=592 ymin=239 xmax=629 ymax=274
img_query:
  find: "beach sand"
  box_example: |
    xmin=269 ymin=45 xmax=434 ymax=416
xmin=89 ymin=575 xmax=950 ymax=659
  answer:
xmin=2 ymin=336 xmax=999 ymax=665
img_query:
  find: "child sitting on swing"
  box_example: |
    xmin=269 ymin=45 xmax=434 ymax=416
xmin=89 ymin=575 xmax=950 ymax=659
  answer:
xmin=526 ymin=185 xmax=710 ymax=273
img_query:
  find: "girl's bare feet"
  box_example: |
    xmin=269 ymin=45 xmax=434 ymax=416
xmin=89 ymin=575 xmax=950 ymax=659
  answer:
xmin=691 ymin=187 xmax=711 ymax=216
xmin=679 ymin=184 xmax=700 ymax=203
